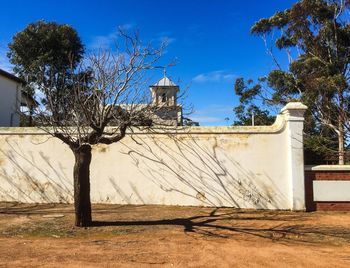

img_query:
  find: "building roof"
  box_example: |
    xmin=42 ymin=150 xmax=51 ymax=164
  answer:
xmin=152 ymin=76 xmax=177 ymax=87
xmin=0 ymin=68 xmax=25 ymax=84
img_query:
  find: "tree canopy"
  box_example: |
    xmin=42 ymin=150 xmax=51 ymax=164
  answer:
xmin=8 ymin=20 xmax=84 ymax=96
xmin=234 ymin=0 xmax=350 ymax=164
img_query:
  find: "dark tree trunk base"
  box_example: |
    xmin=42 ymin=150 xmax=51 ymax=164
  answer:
xmin=73 ymin=144 xmax=92 ymax=227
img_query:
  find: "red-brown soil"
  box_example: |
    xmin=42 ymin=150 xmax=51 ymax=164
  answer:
xmin=0 ymin=202 xmax=350 ymax=267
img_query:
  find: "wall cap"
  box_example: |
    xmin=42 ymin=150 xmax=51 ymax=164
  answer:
xmin=281 ymin=102 xmax=308 ymax=113
xmin=280 ymin=102 xmax=308 ymax=122
xmin=0 ymin=115 xmax=286 ymax=135
xmin=0 ymin=102 xmax=308 ymax=136
xmin=305 ymin=165 xmax=350 ymax=171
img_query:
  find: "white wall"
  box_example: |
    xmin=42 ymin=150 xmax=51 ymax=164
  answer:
xmin=313 ymin=181 xmax=350 ymax=201
xmin=0 ymin=103 xmax=307 ymax=210
xmin=305 ymin=165 xmax=350 ymax=202
xmin=0 ymin=76 xmax=20 ymax=127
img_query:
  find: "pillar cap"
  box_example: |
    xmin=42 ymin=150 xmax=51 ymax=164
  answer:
xmin=280 ymin=102 xmax=307 ymax=121
xmin=281 ymin=102 xmax=307 ymax=113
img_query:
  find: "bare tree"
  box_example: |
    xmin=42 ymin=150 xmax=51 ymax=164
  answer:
xmin=26 ymin=29 xmax=182 ymax=226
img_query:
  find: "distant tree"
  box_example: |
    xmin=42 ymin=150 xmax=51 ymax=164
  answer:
xmin=25 ymin=29 xmax=172 ymax=227
xmin=7 ymin=20 xmax=84 ymax=123
xmin=233 ymin=0 xmax=350 ymax=164
xmin=233 ymin=78 xmax=275 ymax=126
xmin=183 ymin=117 xmax=200 ymax=126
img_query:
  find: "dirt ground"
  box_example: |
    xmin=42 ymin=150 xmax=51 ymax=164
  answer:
xmin=0 ymin=203 xmax=350 ymax=267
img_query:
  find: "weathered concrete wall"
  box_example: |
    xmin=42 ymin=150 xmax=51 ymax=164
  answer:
xmin=0 ymin=103 xmax=307 ymax=210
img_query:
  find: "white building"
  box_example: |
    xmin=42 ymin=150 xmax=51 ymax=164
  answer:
xmin=0 ymin=69 xmax=34 ymax=127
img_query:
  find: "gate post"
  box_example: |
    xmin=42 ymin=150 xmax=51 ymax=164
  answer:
xmin=281 ymin=102 xmax=308 ymax=210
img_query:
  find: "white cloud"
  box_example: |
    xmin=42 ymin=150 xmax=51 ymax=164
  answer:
xmin=119 ymin=23 xmax=134 ymax=31
xmin=156 ymin=31 xmax=176 ymax=45
xmin=190 ymin=115 xmax=224 ymax=123
xmin=88 ymin=32 xmax=117 ymax=50
xmin=158 ymin=36 xmax=176 ymax=45
xmin=193 ymin=70 xmax=236 ymax=83
xmin=190 ymin=105 xmax=233 ymax=125
xmin=89 ymin=27 xmax=177 ymax=52
xmin=88 ymin=23 xmax=136 ymax=50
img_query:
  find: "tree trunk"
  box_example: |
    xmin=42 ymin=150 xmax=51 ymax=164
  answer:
xmin=338 ymin=93 xmax=345 ymax=165
xmin=73 ymin=144 xmax=92 ymax=227
xmin=29 ymin=106 xmax=33 ymax=126
xmin=338 ymin=126 xmax=345 ymax=165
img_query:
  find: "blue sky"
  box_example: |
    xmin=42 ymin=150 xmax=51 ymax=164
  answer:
xmin=0 ymin=0 xmax=296 ymax=125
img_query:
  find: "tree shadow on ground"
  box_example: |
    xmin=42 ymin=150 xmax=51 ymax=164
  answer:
xmin=1 ymin=203 xmax=350 ymax=245
xmin=91 ymin=208 xmax=350 ymax=245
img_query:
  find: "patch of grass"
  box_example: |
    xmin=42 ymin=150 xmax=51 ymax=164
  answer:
xmin=2 ymin=218 xmax=76 ymax=238
xmin=2 ymin=217 xmax=150 ymax=239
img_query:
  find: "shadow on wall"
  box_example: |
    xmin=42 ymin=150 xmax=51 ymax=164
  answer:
xmin=108 ymin=177 xmax=146 ymax=205
xmin=0 ymin=133 xmax=288 ymax=209
xmin=0 ymin=138 xmax=73 ymax=203
xmin=117 ymin=134 xmax=288 ymax=209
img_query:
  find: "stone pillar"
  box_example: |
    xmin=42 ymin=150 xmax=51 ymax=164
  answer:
xmin=281 ymin=102 xmax=308 ymax=210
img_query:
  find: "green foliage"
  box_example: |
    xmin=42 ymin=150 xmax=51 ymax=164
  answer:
xmin=234 ymin=0 xmax=350 ymax=163
xmin=233 ymin=78 xmax=275 ymax=126
xmin=234 ymin=77 xmax=261 ymax=103
xmin=8 ymin=20 xmax=84 ymax=96
xmin=267 ymin=70 xmax=300 ymax=104
xmin=233 ymin=104 xmax=275 ymax=126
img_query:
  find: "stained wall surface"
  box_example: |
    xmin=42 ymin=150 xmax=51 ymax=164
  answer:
xmin=0 ymin=103 xmax=307 ymax=210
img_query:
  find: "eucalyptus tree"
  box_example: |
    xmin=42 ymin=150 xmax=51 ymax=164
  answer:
xmin=234 ymin=0 xmax=350 ymax=164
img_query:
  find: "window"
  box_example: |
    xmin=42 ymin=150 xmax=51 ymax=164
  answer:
xmin=161 ymin=93 xmax=167 ymax=103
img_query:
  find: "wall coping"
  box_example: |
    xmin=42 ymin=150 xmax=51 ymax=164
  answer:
xmin=0 ymin=114 xmax=286 ymax=135
xmin=305 ymin=165 xmax=350 ymax=171
xmin=281 ymin=102 xmax=308 ymax=113
xmin=0 ymin=102 xmax=309 ymax=136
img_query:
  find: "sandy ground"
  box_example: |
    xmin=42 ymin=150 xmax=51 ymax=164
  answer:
xmin=0 ymin=203 xmax=350 ymax=267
